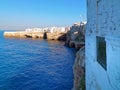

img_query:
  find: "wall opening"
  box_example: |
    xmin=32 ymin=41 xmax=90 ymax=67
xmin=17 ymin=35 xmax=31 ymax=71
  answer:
xmin=97 ymin=36 xmax=107 ymax=70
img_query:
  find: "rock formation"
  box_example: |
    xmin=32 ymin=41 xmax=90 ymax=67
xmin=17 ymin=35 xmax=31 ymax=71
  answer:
xmin=65 ymin=22 xmax=86 ymax=50
xmin=73 ymin=47 xmax=85 ymax=90
xmin=64 ymin=22 xmax=86 ymax=90
xmin=4 ymin=27 xmax=68 ymax=41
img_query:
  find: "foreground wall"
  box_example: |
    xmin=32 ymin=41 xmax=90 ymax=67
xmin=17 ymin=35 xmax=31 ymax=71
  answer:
xmin=86 ymin=0 xmax=120 ymax=90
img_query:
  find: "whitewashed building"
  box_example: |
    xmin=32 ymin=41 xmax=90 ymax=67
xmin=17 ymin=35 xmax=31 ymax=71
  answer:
xmin=25 ymin=27 xmax=66 ymax=33
xmin=86 ymin=0 xmax=120 ymax=90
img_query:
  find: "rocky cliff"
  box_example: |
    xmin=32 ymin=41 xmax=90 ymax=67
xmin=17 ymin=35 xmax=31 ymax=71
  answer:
xmin=65 ymin=22 xmax=85 ymax=50
xmin=73 ymin=47 xmax=85 ymax=90
xmin=64 ymin=22 xmax=86 ymax=90
xmin=4 ymin=27 xmax=67 ymax=41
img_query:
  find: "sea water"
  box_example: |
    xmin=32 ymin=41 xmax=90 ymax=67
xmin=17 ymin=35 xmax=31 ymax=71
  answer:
xmin=0 ymin=30 xmax=75 ymax=90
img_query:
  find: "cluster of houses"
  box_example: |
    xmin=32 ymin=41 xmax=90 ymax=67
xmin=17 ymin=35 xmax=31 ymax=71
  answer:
xmin=25 ymin=27 xmax=67 ymax=33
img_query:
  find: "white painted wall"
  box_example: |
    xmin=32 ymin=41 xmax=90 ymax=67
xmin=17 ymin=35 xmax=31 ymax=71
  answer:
xmin=86 ymin=0 xmax=120 ymax=90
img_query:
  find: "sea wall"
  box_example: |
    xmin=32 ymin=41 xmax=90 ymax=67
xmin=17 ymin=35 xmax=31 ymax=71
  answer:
xmin=4 ymin=27 xmax=68 ymax=41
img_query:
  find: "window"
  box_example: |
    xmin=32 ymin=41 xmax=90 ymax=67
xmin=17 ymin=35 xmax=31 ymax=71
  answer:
xmin=97 ymin=36 xmax=107 ymax=70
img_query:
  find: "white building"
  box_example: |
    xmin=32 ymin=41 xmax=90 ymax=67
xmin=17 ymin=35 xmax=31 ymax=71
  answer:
xmin=25 ymin=28 xmax=32 ymax=32
xmin=25 ymin=27 xmax=66 ymax=33
xmin=86 ymin=0 xmax=120 ymax=90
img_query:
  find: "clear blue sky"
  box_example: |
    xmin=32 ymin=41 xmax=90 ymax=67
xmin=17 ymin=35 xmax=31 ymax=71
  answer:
xmin=0 ymin=0 xmax=86 ymax=30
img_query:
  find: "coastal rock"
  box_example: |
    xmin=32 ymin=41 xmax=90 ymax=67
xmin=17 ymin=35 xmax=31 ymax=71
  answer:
xmin=64 ymin=22 xmax=86 ymax=90
xmin=73 ymin=46 xmax=85 ymax=90
xmin=4 ymin=31 xmax=27 ymax=38
xmin=65 ymin=22 xmax=86 ymax=50
xmin=4 ymin=27 xmax=68 ymax=41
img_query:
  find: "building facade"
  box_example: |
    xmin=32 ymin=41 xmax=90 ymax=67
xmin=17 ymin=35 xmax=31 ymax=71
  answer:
xmin=86 ymin=0 xmax=120 ymax=90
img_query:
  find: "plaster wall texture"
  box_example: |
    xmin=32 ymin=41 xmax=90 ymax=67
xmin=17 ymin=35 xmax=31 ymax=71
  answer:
xmin=86 ymin=0 xmax=120 ymax=90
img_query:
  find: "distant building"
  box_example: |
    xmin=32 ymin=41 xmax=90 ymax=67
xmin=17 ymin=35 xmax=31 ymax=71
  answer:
xmin=25 ymin=28 xmax=32 ymax=32
xmin=86 ymin=0 xmax=120 ymax=90
xmin=25 ymin=27 xmax=66 ymax=33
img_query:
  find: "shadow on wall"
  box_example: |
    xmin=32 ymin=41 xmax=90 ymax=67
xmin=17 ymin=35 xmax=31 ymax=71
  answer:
xmin=43 ymin=32 xmax=47 ymax=39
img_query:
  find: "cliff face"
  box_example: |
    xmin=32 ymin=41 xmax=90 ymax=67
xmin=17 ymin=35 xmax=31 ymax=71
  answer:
xmin=73 ymin=47 xmax=85 ymax=90
xmin=64 ymin=22 xmax=86 ymax=90
xmin=65 ymin=22 xmax=85 ymax=50
xmin=4 ymin=27 xmax=67 ymax=41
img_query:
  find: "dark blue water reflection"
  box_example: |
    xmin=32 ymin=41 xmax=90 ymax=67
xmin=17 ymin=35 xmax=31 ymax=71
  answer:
xmin=0 ymin=31 xmax=75 ymax=90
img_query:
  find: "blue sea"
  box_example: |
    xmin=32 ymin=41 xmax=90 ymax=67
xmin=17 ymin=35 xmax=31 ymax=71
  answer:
xmin=0 ymin=30 xmax=75 ymax=90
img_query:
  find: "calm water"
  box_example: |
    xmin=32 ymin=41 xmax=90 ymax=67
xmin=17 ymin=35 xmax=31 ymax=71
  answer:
xmin=0 ymin=31 xmax=75 ymax=90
